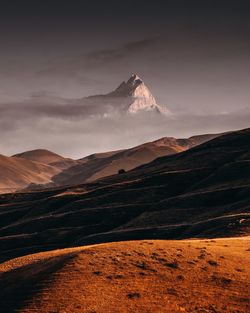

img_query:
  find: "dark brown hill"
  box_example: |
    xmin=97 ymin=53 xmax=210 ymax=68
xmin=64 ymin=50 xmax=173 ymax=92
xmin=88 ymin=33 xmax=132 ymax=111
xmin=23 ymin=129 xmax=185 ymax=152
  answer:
xmin=0 ymin=128 xmax=249 ymax=263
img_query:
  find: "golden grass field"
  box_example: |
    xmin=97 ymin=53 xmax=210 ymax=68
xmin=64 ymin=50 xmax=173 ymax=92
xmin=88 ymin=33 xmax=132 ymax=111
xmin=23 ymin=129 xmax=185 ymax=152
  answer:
xmin=0 ymin=238 xmax=249 ymax=313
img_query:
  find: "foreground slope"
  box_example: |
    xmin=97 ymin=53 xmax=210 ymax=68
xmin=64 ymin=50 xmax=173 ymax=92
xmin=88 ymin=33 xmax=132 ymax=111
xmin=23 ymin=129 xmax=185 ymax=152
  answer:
xmin=0 ymin=239 xmax=249 ymax=313
xmin=0 ymin=128 xmax=249 ymax=262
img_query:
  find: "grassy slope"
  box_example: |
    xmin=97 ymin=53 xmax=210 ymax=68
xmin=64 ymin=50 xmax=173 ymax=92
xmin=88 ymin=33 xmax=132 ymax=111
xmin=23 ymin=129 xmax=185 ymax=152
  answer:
xmin=0 ymin=238 xmax=249 ymax=313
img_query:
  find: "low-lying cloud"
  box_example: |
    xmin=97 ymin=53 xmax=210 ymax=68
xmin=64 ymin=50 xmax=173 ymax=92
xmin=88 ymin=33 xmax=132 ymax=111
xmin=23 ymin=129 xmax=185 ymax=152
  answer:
xmin=1 ymin=94 xmax=249 ymax=159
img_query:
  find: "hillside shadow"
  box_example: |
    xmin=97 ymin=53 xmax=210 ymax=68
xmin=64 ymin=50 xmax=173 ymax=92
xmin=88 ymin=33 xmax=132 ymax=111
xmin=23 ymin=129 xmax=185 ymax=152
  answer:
xmin=0 ymin=253 xmax=76 ymax=313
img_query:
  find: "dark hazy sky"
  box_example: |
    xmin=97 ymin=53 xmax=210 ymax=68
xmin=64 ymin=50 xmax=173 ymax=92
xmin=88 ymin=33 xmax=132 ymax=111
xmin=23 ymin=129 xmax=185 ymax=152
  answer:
xmin=0 ymin=0 xmax=250 ymax=157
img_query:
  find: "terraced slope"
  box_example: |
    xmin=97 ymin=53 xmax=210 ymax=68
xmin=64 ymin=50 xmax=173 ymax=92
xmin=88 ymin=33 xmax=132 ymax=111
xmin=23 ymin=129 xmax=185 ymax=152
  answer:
xmin=0 ymin=128 xmax=249 ymax=262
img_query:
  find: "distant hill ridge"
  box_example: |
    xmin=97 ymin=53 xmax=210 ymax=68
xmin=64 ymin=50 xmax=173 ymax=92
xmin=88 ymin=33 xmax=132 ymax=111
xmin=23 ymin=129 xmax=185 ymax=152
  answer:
xmin=0 ymin=132 xmax=221 ymax=193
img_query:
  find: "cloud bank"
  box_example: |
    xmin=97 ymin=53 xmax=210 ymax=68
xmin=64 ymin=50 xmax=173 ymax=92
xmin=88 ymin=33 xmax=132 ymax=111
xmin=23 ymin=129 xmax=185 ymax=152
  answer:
xmin=1 ymin=92 xmax=249 ymax=158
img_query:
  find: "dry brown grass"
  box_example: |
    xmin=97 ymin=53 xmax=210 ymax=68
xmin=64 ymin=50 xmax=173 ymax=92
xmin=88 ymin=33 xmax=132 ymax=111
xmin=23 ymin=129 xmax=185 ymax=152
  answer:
xmin=0 ymin=238 xmax=249 ymax=313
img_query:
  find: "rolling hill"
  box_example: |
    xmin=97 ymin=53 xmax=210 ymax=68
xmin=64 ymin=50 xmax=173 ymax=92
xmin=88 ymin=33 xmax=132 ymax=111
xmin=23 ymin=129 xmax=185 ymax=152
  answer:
xmin=52 ymin=133 xmax=220 ymax=186
xmin=0 ymin=150 xmax=78 ymax=194
xmin=0 ymin=128 xmax=249 ymax=263
xmin=13 ymin=149 xmax=66 ymax=165
xmin=0 ymin=154 xmax=60 ymax=194
xmin=13 ymin=149 xmax=77 ymax=170
xmin=0 ymin=133 xmax=220 ymax=193
xmin=0 ymin=238 xmax=249 ymax=313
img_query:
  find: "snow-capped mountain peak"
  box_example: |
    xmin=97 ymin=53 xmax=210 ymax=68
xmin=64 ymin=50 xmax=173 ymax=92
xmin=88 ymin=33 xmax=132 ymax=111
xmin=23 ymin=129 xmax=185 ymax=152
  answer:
xmin=107 ymin=73 xmax=166 ymax=114
xmin=85 ymin=74 xmax=169 ymax=116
